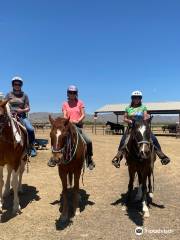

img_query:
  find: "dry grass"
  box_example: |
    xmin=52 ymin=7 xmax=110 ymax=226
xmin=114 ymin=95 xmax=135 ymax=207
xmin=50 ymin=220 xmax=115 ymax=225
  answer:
xmin=0 ymin=129 xmax=180 ymax=240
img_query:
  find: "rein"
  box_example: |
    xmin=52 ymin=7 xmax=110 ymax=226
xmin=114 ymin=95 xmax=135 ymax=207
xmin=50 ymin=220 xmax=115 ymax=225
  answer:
xmin=136 ymin=140 xmax=151 ymax=145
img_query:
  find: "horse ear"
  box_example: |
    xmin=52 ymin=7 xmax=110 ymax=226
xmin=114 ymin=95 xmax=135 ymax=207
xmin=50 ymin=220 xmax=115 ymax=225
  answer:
xmin=49 ymin=115 xmax=55 ymax=125
xmin=0 ymin=99 xmax=9 ymax=107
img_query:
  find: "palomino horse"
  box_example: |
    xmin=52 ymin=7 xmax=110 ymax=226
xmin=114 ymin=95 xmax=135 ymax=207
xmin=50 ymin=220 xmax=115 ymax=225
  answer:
xmin=49 ymin=116 xmax=86 ymax=222
xmin=125 ymin=119 xmax=156 ymax=218
xmin=0 ymin=99 xmax=28 ymax=216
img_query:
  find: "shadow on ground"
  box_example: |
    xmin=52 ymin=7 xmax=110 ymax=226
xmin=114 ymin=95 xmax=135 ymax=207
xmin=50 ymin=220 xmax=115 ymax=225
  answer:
xmin=51 ymin=188 xmax=95 ymax=230
xmin=1 ymin=184 xmax=40 ymax=223
xmin=111 ymin=188 xmax=165 ymax=226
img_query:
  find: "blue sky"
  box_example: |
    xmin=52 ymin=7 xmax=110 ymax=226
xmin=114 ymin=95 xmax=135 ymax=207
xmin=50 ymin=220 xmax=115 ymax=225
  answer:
xmin=0 ymin=0 xmax=180 ymax=113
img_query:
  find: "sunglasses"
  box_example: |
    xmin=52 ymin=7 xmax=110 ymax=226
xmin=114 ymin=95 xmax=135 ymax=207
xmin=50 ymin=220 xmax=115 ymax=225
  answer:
xmin=13 ymin=83 xmax=22 ymax=86
xmin=68 ymin=92 xmax=76 ymax=95
xmin=132 ymin=96 xmax=141 ymax=99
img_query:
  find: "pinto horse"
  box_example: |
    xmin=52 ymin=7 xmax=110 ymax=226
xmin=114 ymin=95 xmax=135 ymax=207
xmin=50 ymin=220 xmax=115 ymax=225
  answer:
xmin=49 ymin=116 xmax=86 ymax=222
xmin=0 ymin=99 xmax=28 ymax=216
xmin=125 ymin=119 xmax=156 ymax=218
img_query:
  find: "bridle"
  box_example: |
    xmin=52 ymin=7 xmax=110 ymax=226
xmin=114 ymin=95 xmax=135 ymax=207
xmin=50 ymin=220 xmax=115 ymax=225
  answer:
xmin=51 ymin=125 xmax=79 ymax=165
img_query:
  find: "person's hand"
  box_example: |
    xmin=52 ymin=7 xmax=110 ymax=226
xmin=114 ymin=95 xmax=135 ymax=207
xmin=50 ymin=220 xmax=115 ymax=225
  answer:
xmin=71 ymin=120 xmax=79 ymax=124
xmin=129 ymin=119 xmax=135 ymax=128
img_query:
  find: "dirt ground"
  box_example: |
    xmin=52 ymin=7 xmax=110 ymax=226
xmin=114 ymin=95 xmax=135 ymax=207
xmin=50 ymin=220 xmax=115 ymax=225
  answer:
xmin=0 ymin=129 xmax=180 ymax=240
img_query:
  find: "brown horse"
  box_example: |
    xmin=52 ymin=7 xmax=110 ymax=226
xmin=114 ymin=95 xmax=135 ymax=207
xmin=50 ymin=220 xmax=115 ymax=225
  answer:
xmin=0 ymin=99 xmax=28 ymax=216
xmin=125 ymin=119 xmax=156 ymax=218
xmin=49 ymin=116 xmax=86 ymax=222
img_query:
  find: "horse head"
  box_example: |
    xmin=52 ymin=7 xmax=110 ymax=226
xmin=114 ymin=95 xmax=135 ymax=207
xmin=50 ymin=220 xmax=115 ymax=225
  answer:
xmin=49 ymin=115 xmax=72 ymax=164
xmin=130 ymin=118 xmax=152 ymax=160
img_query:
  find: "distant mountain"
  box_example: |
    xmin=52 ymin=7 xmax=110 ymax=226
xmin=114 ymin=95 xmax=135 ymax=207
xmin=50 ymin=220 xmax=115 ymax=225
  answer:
xmin=29 ymin=112 xmax=62 ymax=123
xmin=29 ymin=112 xmax=179 ymax=124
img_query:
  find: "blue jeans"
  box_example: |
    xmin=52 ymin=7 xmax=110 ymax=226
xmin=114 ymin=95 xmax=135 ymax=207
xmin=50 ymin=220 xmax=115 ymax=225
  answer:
xmin=118 ymin=132 xmax=161 ymax=151
xmin=150 ymin=133 xmax=161 ymax=150
xmin=19 ymin=117 xmax=35 ymax=145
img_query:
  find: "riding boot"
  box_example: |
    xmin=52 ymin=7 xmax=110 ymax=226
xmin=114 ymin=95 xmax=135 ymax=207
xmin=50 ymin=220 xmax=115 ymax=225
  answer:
xmin=155 ymin=149 xmax=170 ymax=165
xmin=47 ymin=158 xmax=57 ymax=167
xmin=87 ymin=155 xmax=95 ymax=170
xmin=28 ymin=144 xmax=37 ymax=157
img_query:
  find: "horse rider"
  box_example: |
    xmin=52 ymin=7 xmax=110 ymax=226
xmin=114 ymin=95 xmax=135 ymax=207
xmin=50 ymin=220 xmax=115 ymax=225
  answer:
xmin=112 ymin=90 xmax=170 ymax=168
xmin=48 ymin=85 xmax=95 ymax=170
xmin=5 ymin=76 xmax=37 ymax=157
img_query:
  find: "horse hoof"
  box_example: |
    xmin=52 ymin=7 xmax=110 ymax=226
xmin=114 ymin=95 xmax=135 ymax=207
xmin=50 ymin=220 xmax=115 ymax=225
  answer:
xmin=78 ymin=194 xmax=82 ymax=203
xmin=12 ymin=206 xmax=21 ymax=215
xmin=122 ymin=205 xmax=126 ymax=211
xmin=144 ymin=211 xmax=150 ymax=218
xmin=0 ymin=202 xmax=3 ymax=209
xmin=75 ymin=208 xmax=80 ymax=216
xmin=149 ymin=193 xmax=154 ymax=199
xmin=60 ymin=215 xmax=68 ymax=222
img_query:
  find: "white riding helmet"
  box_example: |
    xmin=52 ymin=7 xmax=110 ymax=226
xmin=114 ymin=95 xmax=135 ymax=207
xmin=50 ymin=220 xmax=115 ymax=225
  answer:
xmin=67 ymin=85 xmax=78 ymax=92
xmin=131 ymin=90 xmax=142 ymax=98
xmin=12 ymin=76 xmax=23 ymax=85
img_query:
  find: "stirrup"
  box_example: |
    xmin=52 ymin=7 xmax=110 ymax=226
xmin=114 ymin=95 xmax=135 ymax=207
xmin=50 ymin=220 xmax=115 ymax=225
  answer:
xmin=47 ymin=159 xmax=56 ymax=167
xmin=161 ymin=157 xmax=170 ymax=165
xmin=112 ymin=159 xmax=120 ymax=168
xmin=112 ymin=156 xmax=121 ymax=168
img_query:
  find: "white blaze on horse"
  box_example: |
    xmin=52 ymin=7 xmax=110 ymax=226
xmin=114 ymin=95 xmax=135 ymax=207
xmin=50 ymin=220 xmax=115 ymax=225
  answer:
xmin=0 ymin=99 xmax=28 ymax=217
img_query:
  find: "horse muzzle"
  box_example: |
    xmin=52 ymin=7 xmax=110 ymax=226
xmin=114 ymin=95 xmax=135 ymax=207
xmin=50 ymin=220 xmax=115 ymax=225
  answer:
xmin=139 ymin=145 xmax=151 ymax=160
xmin=50 ymin=152 xmax=64 ymax=164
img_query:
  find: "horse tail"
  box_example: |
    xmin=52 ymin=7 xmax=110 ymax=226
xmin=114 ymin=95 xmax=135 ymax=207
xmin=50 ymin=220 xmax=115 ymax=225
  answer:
xmin=68 ymin=173 xmax=73 ymax=187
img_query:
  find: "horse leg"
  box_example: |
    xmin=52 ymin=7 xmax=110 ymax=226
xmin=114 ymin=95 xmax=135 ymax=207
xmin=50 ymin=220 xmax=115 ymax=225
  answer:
xmin=0 ymin=166 xmax=4 ymax=213
xmin=148 ymin=172 xmax=153 ymax=199
xmin=149 ymin=154 xmax=155 ymax=199
xmin=73 ymin=170 xmax=81 ymax=216
xmin=135 ymin=172 xmax=143 ymax=202
xmin=59 ymin=172 xmax=68 ymax=222
xmin=18 ymin=159 xmax=26 ymax=193
xmin=142 ymin=176 xmax=150 ymax=218
xmin=3 ymin=164 xmax=12 ymax=197
xmin=67 ymin=172 xmax=73 ymax=189
xmin=127 ymin=166 xmax=135 ymax=203
xmin=11 ymin=168 xmax=21 ymax=214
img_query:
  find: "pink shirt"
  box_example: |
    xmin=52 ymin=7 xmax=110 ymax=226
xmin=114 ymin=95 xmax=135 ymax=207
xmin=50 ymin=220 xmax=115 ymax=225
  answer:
xmin=62 ymin=99 xmax=85 ymax=122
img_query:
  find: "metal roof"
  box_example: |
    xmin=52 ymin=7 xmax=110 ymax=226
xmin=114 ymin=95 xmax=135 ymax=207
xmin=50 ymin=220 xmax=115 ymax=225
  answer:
xmin=95 ymin=101 xmax=180 ymax=115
